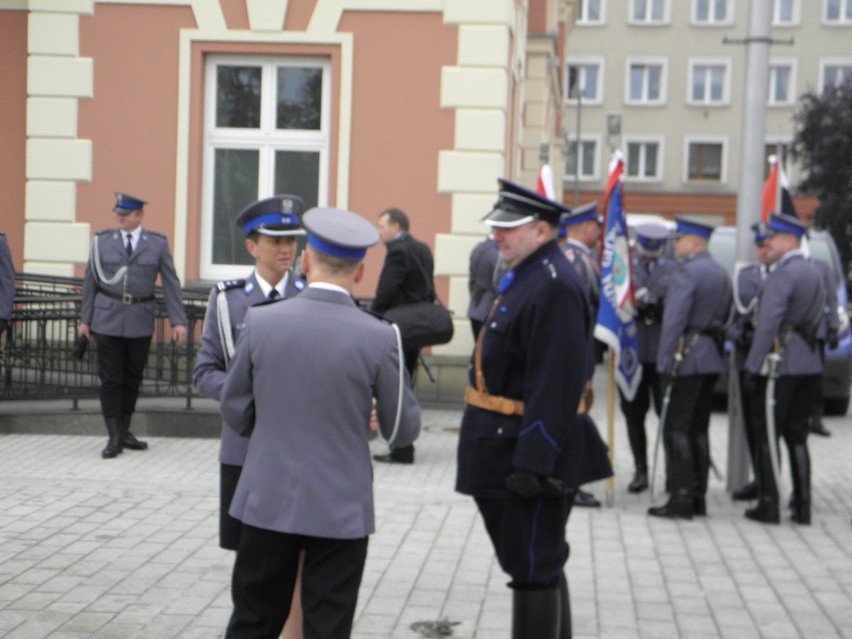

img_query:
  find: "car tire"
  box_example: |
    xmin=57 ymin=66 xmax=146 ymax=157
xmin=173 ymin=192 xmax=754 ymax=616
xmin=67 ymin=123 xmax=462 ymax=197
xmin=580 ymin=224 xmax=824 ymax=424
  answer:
xmin=824 ymin=396 xmax=850 ymax=416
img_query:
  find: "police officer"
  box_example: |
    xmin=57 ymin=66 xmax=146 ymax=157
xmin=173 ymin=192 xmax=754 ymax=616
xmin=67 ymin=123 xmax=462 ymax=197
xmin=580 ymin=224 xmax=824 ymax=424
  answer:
xmin=743 ymin=213 xmax=825 ymax=526
xmin=79 ymin=193 xmax=187 ymax=458
xmin=807 ymin=252 xmax=840 ymax=437
xmin=220 ymin=207 xmax=420 ymax=639
xmin=728 ymin=223 xmax=773 ymax=501
xmin=457 ymin=179 xmax=612 ymax=638
xmin=648 ymin=217 xmax=732 ymax=520
xmin=193 ymin=194 xmax=306 ymax=551
xmin=0 ymin=232 xmax=14 ymax=336
xmin=561 ymin=201 xmax=605 ymax=509
xmin=619 ymin=223 xmax=673 ymax=494
xmin=467 ymin=233 xmax=501 ymax=340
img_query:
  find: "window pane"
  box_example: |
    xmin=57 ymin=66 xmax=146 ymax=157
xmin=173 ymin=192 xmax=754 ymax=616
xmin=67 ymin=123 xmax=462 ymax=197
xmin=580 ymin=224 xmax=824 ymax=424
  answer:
xmin=692 ymin=68 xmax=706 ymax=101
xmin=710 ymin=66 xmax=725 ymax=100
xmin=581 ymin=141 xmax=595 ymax=175
xmin=274 ymin=151 xmax=321 ymax=210
xmin=584 ymin=67 xmax=599 ymax=99
xmin=276 ymin=67 xmax=323 ymax=130
xmin=212 ymin=149 xmax=259 ymax=265
xmin=652 ymin=0 xmax=665 ymax=20
xmin=648 ymin=66 xmax=661 ymax=100
xmin=216 ymin=66 xmax=262 ymax=129
xmin=826 ymin=0 xmax=839 ymax=20
xmin=634 ymin=0 xmax=647 ymax=20
xmin=774 ymin=67 xmax=790 ymax=101
xmin=588 ymin=0 xmax=601 ymax=21
xmin=630 ymin=67 xmax=644 ymax=100
xmin=645 ymin=143 xmax=658 ymax=177
xmin=627 ymin=143 xmax=641 ymax=176
xmin=714 ymin=0 xmax=727 ymax=20
xmin=696 ymin=0 xmax=709 ymax=20
xmin=703 ymin=144 xmax=722 ymax=177
xmin=777 ymin=0 xmax=793 ymax=21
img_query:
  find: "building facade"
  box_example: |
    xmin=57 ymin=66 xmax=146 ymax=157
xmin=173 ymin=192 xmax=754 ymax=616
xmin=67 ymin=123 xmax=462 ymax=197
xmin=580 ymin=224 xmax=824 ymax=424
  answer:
xmin=562 ymin=0 xmax=850 ymax=222
xmin=0 ymin=0 xmax=575 ymax=359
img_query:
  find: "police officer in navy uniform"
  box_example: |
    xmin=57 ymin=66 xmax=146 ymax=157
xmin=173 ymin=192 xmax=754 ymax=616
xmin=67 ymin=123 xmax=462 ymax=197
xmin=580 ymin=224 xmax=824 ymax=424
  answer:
xmin=79 ymin=193 xmax=187 ymax=458
xmin=193 ymin=194 xmax=306 ymax=551
xmin=743 ymin=213 xmax=825 ymax=525
xmin=220 ymin=207 xmax=420 ymax=639
xmin=648 ymin=217 xmax=732 ymax=520
xmin=0 ymin=232 xmax=14 ymax=336
xmin=619 ymin=223 xmax=673 ymax=494
xmin=457 ymin=179 xmax=612 ymax=638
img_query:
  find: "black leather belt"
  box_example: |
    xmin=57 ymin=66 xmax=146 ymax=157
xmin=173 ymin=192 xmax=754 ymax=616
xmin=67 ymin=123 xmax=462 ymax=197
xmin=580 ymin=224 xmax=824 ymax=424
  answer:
xmin=97 ymin=289 xmax=155 ymax=305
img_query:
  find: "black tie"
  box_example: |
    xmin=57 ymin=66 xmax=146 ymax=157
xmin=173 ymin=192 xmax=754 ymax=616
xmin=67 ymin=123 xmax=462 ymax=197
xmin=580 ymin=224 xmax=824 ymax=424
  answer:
xmin=125 ymin=234 xmax=133 ymax=257
xmin=268 ymin=289 xmax=279 ymax=300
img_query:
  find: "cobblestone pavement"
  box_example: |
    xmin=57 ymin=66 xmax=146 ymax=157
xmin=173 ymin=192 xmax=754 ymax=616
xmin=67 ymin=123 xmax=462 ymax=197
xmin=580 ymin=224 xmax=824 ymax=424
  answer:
xmin=0 ymin=376 xmax=850 ymax=638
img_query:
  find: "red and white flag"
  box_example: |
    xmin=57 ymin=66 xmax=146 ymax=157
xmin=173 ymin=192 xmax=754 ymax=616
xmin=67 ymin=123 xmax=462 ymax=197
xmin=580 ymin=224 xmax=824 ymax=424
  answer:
xmin=761 ymin=155 xmax=797 ymax=222
xmin=536 ymin=164 xmax=555 ymax=200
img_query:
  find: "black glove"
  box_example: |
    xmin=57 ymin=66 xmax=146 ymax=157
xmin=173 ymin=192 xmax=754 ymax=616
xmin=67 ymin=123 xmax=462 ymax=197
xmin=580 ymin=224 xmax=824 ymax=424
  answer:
xmin=741 ymin=370 xmax=756 ymax=396
xmin=828 ymin=329 xmax=839 ymax=350
xmin=505 ymin=470 xmax=545 ymax=498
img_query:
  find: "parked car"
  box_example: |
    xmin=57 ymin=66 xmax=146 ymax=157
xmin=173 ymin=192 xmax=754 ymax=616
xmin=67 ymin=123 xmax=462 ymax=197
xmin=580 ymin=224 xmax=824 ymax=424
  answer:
xmin=708 ymin=226 xmax=851 ymax=415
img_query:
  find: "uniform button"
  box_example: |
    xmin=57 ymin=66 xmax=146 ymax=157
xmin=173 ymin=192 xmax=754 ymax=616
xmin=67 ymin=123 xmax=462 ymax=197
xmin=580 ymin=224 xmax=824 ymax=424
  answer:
xmin=497 ymin=428 xmax=503 ymax=435
xmin=490 ymin=322 xmax=497 ymax=328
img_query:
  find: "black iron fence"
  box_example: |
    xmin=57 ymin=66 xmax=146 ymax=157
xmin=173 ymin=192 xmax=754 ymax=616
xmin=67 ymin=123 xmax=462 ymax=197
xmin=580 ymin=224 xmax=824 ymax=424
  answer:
xmin=1 ymin=273 xmax=210 ymax=408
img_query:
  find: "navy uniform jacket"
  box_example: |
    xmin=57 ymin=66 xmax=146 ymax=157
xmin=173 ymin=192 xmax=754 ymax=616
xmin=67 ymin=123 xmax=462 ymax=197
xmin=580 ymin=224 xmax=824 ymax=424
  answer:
xmin=467 ymin=238 xmax=501 ymax=324
xmin=728 ymin=262 xmax=765 ymax=370
xmin=656 ymin=251 xmax=732 ymax=376
xmin=745 ymin=252 xmax=825 ymax=377
xmin=456 ymin=241 xmax=612 ymax=497
xmin=633 ymin=255 xmax=673 ymax=365
xmin=80 ymin=228 xmax=186 ymax=337
xmin=371 ymin=233 xmax=434 ymax=313
xmin=193 ymin=271 xmax=304 ymax=466
xmin=220 ymin=286 xmax=421 ymax=539
xmin=0 ymin=233 xmax=14 ymax=323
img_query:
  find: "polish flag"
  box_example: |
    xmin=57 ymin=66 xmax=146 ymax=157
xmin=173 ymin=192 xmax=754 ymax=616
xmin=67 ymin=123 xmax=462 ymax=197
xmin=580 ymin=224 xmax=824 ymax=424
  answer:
xmin=761 ymin=155 xmax=797 ymax=221
xmin=536 ymin=164 xmax=555 ymax=200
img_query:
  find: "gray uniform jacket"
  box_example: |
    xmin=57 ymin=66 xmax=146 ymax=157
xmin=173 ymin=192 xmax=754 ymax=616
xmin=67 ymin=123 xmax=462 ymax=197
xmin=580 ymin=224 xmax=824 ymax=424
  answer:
xmin=0 ymin=233 xmax=14 ymax=322
xmin=634 ymin=255 xmax=673 ymax=364
xmin=811 ymin=258 xmax=840 ymax=341
xmin=745 ymin=252 xmax=825 ymax=377
xmin=657 ymin=251 xmax=732 ymax=376
xmin=220 ymin=286 xmax=421 ymax=539
xmin=81 ymin=228 xmax=186 ymax=337
xmin=467 ymin=238 xmax=501 ymax=323
xmin=728 ymin=262 xmax=765 ymax=370
xmin=564 ymin=239 xmax=600 ymax=311
xmin=193 ymin=271 xmax=304 ymax=466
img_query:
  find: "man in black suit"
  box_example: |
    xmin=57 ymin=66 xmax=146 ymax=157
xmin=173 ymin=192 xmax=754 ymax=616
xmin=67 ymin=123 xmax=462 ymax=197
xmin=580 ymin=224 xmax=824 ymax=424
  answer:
xmin=371 ymin=207 xmax=434 ymax=464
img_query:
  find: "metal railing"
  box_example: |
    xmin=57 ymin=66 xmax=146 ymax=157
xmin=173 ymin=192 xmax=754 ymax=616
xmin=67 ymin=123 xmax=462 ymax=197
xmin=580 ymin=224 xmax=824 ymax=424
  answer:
xmin=1 ymin=273 xmax=209 ymax=408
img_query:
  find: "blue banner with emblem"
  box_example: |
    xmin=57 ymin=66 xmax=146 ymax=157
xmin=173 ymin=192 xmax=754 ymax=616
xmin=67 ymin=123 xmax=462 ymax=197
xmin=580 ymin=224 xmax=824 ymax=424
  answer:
xmin=594 ymin=157 xmax=642 ymax=401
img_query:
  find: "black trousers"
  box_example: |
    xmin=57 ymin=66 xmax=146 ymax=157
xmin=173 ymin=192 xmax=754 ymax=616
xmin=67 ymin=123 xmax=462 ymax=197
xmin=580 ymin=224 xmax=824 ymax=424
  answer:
xmin=618 ymin=364 xmax=663 ymax=471
xmin=94 ymin=334 xmax=151 ymax=420
xmin=220 ymin=463 xmax=243 ymax=551
xmin=226 ymin=523 xmax=368 ymax=639
xmin=664 ymin=374 xmax=717 ymax=497
xmin=475 ymin=494 xmax=573 ymax=589
xmin=751 ymin=375 xmax=820 ymax=448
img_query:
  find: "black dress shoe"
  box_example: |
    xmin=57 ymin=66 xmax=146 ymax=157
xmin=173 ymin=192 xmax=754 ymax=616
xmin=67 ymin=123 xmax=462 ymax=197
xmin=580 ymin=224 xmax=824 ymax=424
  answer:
xmin=373 ymin=445 xmax=414 ymax=464
xmin=648 ymin=498 xmax=693 ymax=520
xmin=809 ymin=422 xmax=831 ymax=437
xmin=745 ymin=499 xmax=780 ymax=524
xmin=628 ymin=470 xmax=649 ymax=494
xmin=573 ymin=489 xmax=600 ymax=508
xmin=122 ymin=432 xmax=148 ymax=450
xmin=732 ymin=482 xmax=758 ymax=501
xmin=693 ymin=496 xmax=707 ymax=516
xmin=102 ymin=440 xmax=122 ymax=459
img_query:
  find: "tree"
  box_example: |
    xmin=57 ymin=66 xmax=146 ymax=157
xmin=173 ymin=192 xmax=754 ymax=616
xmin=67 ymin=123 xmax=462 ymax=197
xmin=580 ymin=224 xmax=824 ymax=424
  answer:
xmin=792 ymin=82 xmax=852 ymax=283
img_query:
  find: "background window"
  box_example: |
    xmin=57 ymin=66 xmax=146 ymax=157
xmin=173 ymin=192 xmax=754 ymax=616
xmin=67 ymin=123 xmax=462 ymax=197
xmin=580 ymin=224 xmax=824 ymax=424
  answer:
xmin=202 ymin=56 xmax=330 ymax=280
xmin=631 ymin=0 xmax=667 ymax=22
xmin=578 ymin=0 xmax=605 ymax=23
xmin=825 ymin=0 xmax=852 ymax=23
xmin=693 ymin=0 xmax=731 ymax=23
xmin=822 ymin=64 xmax=852 ymax=90
xmin=564 ymin=138 xmax=599 ymax=181
xmin=627 ymin=61 xmax=665 ymax=103
xmin=688 ymin=142 xmax=723 ymax=181
xmin=625 ymin=140 xmax=661 ymax=180
xmin=768 ymin=63 xmax=794 ymax=104
xmin=689 ymin=63 xmax=728 ymax=104
xmin=773 ymin=0 xmax=797 ymax=24
xmin=567 ymin=62 xmax=602 ymax=102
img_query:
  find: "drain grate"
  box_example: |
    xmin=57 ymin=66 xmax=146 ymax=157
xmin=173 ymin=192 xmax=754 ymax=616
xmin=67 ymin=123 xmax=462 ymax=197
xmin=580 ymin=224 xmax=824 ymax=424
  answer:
xmin=410 ymin=618 xmax=460 ymax=637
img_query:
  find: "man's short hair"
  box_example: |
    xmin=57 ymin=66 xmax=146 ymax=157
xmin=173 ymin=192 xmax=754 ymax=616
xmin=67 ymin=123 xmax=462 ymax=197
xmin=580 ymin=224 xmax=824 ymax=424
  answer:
xmin=381 ymin=208 xmax=409 ymax=232
xmin=309 ymin=246 xmax=361 ymax=275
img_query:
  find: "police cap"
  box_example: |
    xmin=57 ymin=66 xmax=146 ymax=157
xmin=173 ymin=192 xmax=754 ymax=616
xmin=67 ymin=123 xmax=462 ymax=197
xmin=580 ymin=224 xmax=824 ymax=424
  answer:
xmin=482 ymin=178 xmax=570 ymax=228
xmin=113 ymin=192 xmax=147 ymax=215
xmin=560 ymin=201 xmax=601 ymax=229
xmin=302 ymin=207 xmax=379 ymax=260
xmin=634 ymin=222 xmax=669 ymax=257
xmin=765 ymin=212 xmax=808 ymax=238
xmin=235 ymin=195 xmax=306 ymax=237
xmin=750 ymin=221 xmax=771 ymax=244
xmin=671 ymin=215 xmax=714 ymax=239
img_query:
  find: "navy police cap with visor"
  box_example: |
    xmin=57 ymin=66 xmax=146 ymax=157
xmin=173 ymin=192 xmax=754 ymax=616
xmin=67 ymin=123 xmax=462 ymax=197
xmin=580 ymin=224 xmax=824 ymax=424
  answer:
xmin=235 ymin=195 xmax=307 ymax=237
xmin=671 ymin=215 xmax=715 ymax=239
xmin=634 ymin=222 xmax=670 ymax=257
xmin=113 ymin=192 xmax=147 ymax=215
xmin=482 ymin=178 xmax=570 ymax=228
xmin=302 ymin=207 xmax=380 ymax=261
xmin=560 ymin=201 xmax=602 ymax=229
xmin=764 ymin=212 xmax=808 ymax=238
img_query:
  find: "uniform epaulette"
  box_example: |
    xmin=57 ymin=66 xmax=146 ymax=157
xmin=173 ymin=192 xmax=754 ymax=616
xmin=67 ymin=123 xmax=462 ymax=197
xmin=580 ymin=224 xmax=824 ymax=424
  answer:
xmin=217 ymin=279 xmax=246 ymax=292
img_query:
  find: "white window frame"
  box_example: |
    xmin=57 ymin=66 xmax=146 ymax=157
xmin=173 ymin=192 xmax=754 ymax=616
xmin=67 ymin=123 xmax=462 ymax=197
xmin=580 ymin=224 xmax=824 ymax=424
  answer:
xmin=577 ymin=0 xmax=606 ymax=24
xmin=768 ymin=59 xmax=797 ymax=106
xmin=625 ymin=56 xmax=668 ymax=106
xmin=691 ymin=0 xmax=734 ymax=25
xmin=563 ymin=133 xmax=602 ymax=183
xmin=629 ymin=0 xmax=670 ymax=25
xmin=683 ymin=135 xmax=728 ymax=184
xmin=566 ymin=56 xmax=605 ymax=104
xmin=200 ymin=54 xmax=332 ymax=281
xmin=687 ymin=57 xmax=732 ymax=106
xmin=623 ymin=134 xmax=665 ymax=183
xmin=824 ymin=0 xmax=852 ymax=24
xmin=819 ymin=58 xmax=852 ymax=91
xmin=773 ymin=0 xmax=800 ymax=25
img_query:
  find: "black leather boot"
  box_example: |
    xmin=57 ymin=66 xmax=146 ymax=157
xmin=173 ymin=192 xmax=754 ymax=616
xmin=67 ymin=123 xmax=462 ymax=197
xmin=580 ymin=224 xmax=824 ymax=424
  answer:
xmin=648 ymin=489 xmax=694 ymax=520
xmin=102 ymin=417 xmax=123 ymax=459
xmin=512 ymin=588 xmax=560 ymax=639
xmin=790 ymin=444 xmax=811 ymax=525
xmin=628 ymin=468 xmax=649 ymax=494
xmin=745 ymin=443 xmax=779 ymax=524
xmin=692 ymin=431 xmax=710 ymax=516
xmin=558 ymin=574 xmax=571 ymax=639
xmin=649 ymin=432 xmax=693 ymax=520
xmin=120 ymin=414 xmax=148 ymax=450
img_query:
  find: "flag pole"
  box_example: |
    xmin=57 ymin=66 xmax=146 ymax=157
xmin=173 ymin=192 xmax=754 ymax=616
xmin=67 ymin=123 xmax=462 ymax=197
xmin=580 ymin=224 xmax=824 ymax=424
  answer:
xmin=606 ymin=351 xmax=616 ymax=507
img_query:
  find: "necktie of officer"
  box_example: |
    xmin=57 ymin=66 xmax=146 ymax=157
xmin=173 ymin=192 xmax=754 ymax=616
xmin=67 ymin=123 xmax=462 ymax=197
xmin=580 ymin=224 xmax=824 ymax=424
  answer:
xmin=268 ymin=289 xmax=279 ymax=301
xmin=125 ymin=233 xmax=133 ymax=257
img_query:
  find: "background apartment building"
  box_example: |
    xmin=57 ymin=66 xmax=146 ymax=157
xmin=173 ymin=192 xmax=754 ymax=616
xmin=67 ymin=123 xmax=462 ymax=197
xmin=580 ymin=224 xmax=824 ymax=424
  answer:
xmin=561 ymin=0 xmax=851 ymax=223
